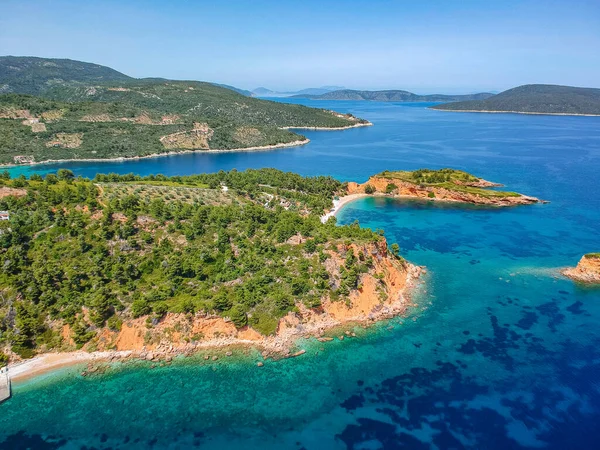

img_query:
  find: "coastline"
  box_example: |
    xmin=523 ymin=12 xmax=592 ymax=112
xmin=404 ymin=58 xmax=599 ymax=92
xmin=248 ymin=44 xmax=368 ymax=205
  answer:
xmin=430 ymin=108 xmax=600 ymax=117
xmin=7 ymin=351 xmax=135 ymax=383
xmin=6 ymin=246 xmax=423 ymax=384
xmin=281 ymin=121 xmax=373 ymax=131
xmin=0 ymin=121 xmax=372 ymax=169
xmin=0 ymin=138 xmax=312 ymax=169
xmin=320 ymin=188 xmax=541 ymax=225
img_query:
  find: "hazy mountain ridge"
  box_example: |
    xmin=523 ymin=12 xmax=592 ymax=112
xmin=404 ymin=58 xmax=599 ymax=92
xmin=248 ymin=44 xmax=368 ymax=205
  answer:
xmin=431 ymin=84 xmax=600 ymax=115
xmin=252 ymin=86 xmax=345 ymax=98
xmin=291 ymin=89 xmax=494 ymax=102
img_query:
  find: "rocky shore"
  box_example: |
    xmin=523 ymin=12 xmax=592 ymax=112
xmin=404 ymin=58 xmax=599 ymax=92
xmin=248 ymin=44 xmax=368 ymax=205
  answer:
xmin=563 ymin=254 xmax=600 ymax=284
xmin=7 ymin=240 xmax=423 ymax=382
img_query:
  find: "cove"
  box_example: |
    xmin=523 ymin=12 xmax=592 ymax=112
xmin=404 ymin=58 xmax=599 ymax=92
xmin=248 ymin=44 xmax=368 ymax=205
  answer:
xmin=1 ymin=100 xmax=600 ymax=449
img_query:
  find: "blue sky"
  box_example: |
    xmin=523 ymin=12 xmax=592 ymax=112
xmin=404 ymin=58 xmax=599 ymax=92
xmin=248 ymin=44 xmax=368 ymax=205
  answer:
xmin=1 ymin=0 xmax=599 ymax=93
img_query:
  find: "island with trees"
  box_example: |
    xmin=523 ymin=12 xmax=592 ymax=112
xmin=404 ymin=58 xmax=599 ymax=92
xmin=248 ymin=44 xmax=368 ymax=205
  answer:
xmin=0 ymin=168 xmax=421 ymax=377
xmin=0 ymin=57 xmax=371 ymax=166
xmin=431 ymin=84 xmax=600 ymax=116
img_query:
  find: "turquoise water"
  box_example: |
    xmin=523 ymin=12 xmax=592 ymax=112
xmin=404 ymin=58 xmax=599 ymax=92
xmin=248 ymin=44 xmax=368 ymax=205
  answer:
xmin=1 ymin=101 xmax=600 ymax=449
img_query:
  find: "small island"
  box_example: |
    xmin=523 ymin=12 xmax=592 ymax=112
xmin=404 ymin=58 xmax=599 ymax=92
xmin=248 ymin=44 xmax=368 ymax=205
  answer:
xmin=343 ymin=168 xmax=543 ymax=207
xmin=563 ymin=254 xmax=600 ymax=284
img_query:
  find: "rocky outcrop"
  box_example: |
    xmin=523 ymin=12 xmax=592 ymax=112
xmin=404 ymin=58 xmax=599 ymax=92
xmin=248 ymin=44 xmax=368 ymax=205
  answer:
xmin=347 ymin=176 xmax=542 ymax=206
xmin=563 ymin=254 xmax=600 ymax=284
xmin=160 ymin=123 xmax=213 ymax=150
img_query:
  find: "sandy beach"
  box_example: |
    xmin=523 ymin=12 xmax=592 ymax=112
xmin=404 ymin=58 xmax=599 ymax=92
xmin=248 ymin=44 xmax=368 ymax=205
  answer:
xmin=320 ymin=193 xmax=369 ymax=223
xmin=8 ymin=351 xmax=134 ymax=382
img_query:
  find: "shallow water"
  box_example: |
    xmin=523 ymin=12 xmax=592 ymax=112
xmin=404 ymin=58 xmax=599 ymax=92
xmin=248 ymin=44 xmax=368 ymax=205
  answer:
xmin=2 ymin=101 xmax=600 ymax=449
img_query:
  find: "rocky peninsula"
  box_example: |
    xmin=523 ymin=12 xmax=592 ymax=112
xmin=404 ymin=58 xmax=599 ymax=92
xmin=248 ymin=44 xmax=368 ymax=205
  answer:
xmin=7 ymin=239 xmax=423 ymax=382
xmin=563 ymin=254 xmax=600 ymax=284
xmin=345 ymin=168 xmax=544 ymax=207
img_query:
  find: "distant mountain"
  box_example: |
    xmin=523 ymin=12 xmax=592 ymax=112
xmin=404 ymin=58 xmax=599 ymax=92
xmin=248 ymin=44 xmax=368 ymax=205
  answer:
xmin=252 ymin=86 xmax=346 ymax=98
xmin=0 ymin=56 xmax=254 ymax=97
xmin=211 ymin=83 xmax=254 ymax=97
xmin=0 ymin=56 xmax=132 ymax=95
xmin=253 ymin=87 xmax=275 ymax=96
xmin=431 ymin=84 xmax=600 ymax=115
xmin=291 ymin=89 xmax=494 ymax=102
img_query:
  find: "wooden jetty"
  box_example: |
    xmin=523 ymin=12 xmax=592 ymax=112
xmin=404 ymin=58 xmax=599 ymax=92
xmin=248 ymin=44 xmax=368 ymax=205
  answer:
xmin=0 ymin=367 xmax=10 ymax=403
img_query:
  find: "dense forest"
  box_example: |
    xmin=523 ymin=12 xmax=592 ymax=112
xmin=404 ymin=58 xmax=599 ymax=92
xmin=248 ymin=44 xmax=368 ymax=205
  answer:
xmin=0 ymin=169 xmax=397 ymax=361
xmin=0 ymin=57 xmax=368 ymax=164
xmin=431 ymin=84 xmax=600 ymax=115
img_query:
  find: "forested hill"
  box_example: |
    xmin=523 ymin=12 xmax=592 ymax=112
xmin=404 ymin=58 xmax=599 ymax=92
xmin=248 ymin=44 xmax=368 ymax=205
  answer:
xmin=0 ymin=56 xmax=253 ymax=97
xmin=431 ymin=84 xmax=600 ymax=115
xmin=0 ymin=57 xmax=369 ymax=164
xmin=0 ymin=169 xmax=396 ymax=358
xmin=0 ymin=56 xmax=133 ymax=95
xmin=292 ymin=89 xmax=493 ymax=102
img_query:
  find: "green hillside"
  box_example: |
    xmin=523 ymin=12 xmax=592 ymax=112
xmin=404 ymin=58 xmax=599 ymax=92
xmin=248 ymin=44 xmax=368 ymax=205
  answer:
xmin=0 ymin=56 xmax=133 ymax=95
xmin=0 ymin=169 xmax=390 ymax=356
xmin=292 ymin=89 xmax=493 ymax=102
xmin=431 ymin=84 xmax=600 ymax=115
xmin=0 ymin=57 xmax=368 ymax=164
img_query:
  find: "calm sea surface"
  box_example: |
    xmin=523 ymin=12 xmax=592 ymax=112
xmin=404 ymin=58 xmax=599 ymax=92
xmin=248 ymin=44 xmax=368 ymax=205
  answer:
xmin=2 ymin=100 xmax=600 ymax=449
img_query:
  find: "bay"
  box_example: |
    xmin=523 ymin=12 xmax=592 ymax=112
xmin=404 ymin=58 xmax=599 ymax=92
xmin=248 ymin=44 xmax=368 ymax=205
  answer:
xmin=2 ymin=100 xmax=600 ymax=449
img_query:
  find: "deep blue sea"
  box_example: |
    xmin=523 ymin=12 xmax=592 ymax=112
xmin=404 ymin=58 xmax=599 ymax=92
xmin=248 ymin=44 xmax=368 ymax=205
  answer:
xmin=2 ymin=100 xmax=600 ymax=449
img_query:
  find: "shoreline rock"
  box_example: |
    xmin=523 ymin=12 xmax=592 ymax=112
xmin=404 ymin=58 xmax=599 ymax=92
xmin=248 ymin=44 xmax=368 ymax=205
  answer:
xmin=563 ymin=254 xmax=600 ymax=284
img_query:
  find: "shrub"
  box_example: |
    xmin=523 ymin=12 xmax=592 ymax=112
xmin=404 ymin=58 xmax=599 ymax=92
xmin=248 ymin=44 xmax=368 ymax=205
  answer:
xmin=106 ymin=315 xmax=123 ymax=332
xmin=304 ymin=239 xmax=316 ymax=254
xmin=385 ymin=183 xmax=397 ymax=194
xmin=228 ymin=305 xmax=248 ymax=327
xmin=364 ymin=184 xmax=375 ymax=194
xmin=72 ymin=320 xmax=94 ymax=346
xmin=0 ymin=351 xmax=8 ymax=367
xmin=152 ymin=302 xmax=169 ymax=318
xmin=131 ymin=298 xmax=151 ymax=318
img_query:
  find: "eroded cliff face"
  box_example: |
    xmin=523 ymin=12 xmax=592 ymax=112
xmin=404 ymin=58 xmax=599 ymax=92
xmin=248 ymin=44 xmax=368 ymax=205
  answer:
xmin=73 ymin=239 xmax=420 ymax=358
xmin=347 ymin=176 xmax=541 ymax=206
xmin=563 ymin=255 xmax=600 ymax=284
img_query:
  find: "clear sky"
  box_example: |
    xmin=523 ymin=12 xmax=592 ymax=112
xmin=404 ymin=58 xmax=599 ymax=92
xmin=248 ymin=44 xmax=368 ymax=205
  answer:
xmin=2 ymin=0 xmax=599 ymax=93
